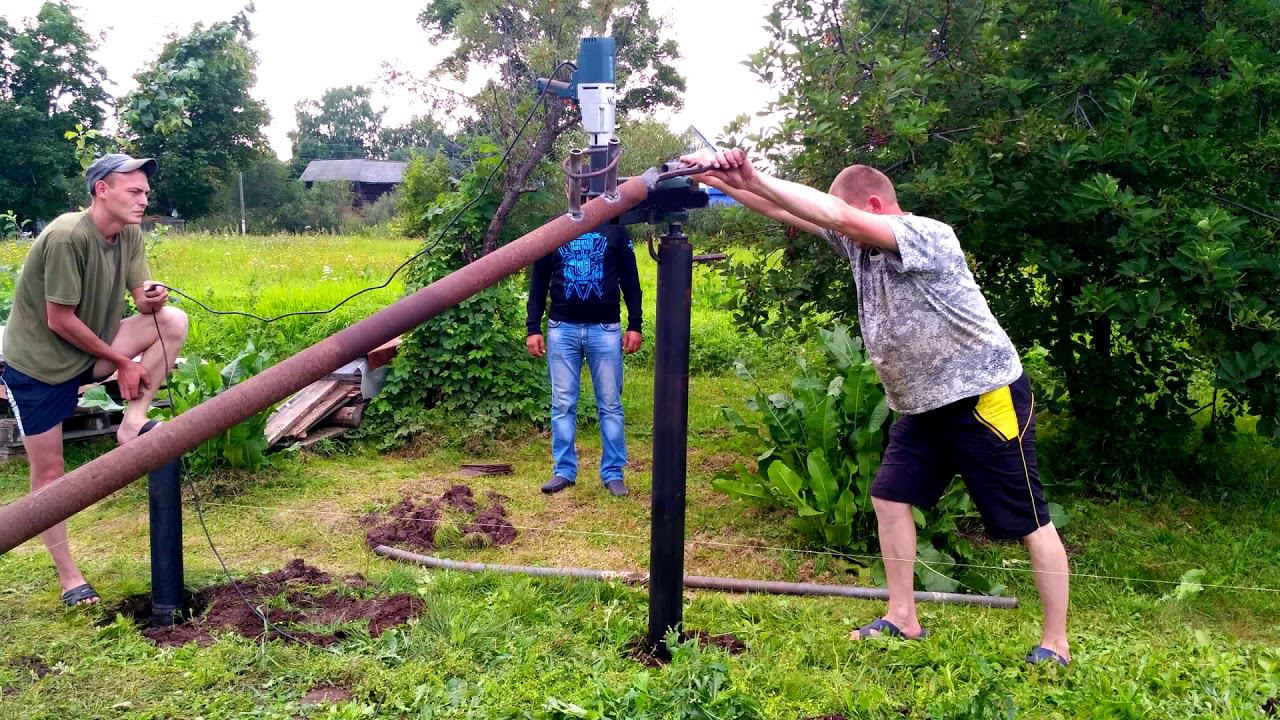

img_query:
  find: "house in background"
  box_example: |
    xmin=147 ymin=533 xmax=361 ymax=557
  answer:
xmin=299 ymin=159 xmax=408 ymax=206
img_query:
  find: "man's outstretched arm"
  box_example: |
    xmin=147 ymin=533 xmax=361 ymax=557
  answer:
xmin=689 ymin=149 xmax=898 ymax=252
xmin=695 ymin=175 xmax=825 ymax=237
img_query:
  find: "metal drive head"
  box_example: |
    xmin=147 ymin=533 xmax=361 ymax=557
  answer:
xmin=612 ymin=163 xmax=710 ymax=226
xmin=574 ymin=37 xmax=616 ymax=147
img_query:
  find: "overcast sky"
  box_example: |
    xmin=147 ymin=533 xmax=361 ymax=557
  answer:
xmin=5 ymin=0 xmax=778 ymax=158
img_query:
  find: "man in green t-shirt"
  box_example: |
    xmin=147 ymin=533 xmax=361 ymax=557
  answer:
xmin=1 ymin=154 xmax=188 ymax=606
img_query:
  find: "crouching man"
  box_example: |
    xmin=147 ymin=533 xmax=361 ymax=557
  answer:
xmin=1 ymin=154 xmax=188 ymax=606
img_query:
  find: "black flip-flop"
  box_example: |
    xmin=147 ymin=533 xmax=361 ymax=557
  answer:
xmin=61 ymin=583 xmax=99 ymax=607
xmin=1025 ymin=645 xmax=1070 ymax=667
xmin=853 ymin=617 xmax=928 ymax=640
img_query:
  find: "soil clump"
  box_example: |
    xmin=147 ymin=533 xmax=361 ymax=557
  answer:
xmin=365 ymin=484 xmax=517 ymax=551
xmin=103 ymin=559 xmax=422 ymax=647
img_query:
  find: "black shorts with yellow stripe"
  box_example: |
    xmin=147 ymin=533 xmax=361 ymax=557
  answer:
xmin=871 ymin=372 xmax=1049 ymax=540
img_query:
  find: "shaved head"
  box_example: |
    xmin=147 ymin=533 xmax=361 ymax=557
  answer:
xmin=829 ymin=165 xmax=898 ymax=208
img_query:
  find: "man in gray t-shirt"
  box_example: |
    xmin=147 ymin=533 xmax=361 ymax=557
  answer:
xmin=682 ymin=148 xmax=1072 ymax=667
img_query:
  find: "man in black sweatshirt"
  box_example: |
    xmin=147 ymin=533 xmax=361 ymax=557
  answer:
xmin=526 ymin=223 xmax=643 ymax=496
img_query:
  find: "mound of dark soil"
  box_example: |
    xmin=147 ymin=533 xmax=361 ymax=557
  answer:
xmin=626 ymin=630 xmax=747 ymax=667
xmin=112 ymin=559 xmax=422 ymax=647
xmin=365 ymin=484 xmax=517 ymax=551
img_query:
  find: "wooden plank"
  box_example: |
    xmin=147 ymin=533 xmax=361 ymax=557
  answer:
xmin=2 ymin=423 xmax=119 ymax=460
xmin=325 ymin=401 xmax=367 ymax=428
xmin=366 ymin=337 xmax=402 ymax=369
xmin=295 ymin=426 xmax=347 ymax=449
xmin=265 ymin=380 xmax=342 ymax=446
xmin=0 ymin=419 xmax=18 ymax=446
xmin=288 ymin=386 xmax=360 ymax=440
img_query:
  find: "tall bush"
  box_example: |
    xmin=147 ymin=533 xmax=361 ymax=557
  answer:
xmin=727 ymin=0 xmax=1280 ymax=491
xmin=163 ymin=343 xmax=273 ymax=476
xmin=366 ymin=146 xmax=547 ymax=445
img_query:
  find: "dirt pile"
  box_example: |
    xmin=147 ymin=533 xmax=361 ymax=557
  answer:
xmin=364 ymin=483 xmax=517 ymax=551
xmin=129 ymin=559 xmax=422 ymax=647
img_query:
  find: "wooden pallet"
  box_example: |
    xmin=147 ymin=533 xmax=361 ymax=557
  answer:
xmin=1 ymin=408 xmax=121 ymax=461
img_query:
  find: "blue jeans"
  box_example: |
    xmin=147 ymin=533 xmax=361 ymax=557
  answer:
xmin=547 ymin=320 xmax=626 ymax=484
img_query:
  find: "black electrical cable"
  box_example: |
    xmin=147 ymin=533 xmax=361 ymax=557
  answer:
xmin=160 ymin=59 xmax=578 ymax=324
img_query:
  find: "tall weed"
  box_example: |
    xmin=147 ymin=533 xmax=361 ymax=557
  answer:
xmin=162 ymin=342 xmax=274 ymax=475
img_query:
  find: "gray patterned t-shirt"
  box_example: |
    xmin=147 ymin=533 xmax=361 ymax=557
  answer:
xmin=821 ymin=215 xmax=1021 ymax=414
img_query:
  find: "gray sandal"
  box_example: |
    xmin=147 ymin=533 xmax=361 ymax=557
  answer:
xmin=61 ymin=583 xmax=99 ymax=606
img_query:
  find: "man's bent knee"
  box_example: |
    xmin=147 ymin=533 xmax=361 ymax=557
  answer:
xmin=156 ymin=306 xmax=189 ymax=338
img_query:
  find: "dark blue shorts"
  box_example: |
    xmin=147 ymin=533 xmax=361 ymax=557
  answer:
xmin=871 ymin=373 xmax=1049 ymax=540
xmin=2 ymin=365 xmax=98 ymax=438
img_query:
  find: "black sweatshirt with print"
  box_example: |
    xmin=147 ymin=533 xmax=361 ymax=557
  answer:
xmin=526 ymin=224 xmax=642 ymax=335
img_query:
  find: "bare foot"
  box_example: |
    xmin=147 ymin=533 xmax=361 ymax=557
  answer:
xmin=116 ymin=416 xmax=148 ymax=444
xmin=1038 ymin=639 xmax=1071 ymax=664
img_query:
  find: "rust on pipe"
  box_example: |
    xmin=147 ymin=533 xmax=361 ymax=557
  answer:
xmin=0 ymin=173 xmax=658 ymax=555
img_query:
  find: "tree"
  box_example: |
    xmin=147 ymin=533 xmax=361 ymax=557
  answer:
xmin=119 ymin=8 xmax=268 ymax=219
xmin=415 ymin=0 xmax=685 ymax=257
xmin=0 ymin=2 xmax=108 ymax=222
xmin=731 ymin=0 xmax=1280 ymax=487
xmin=380 ymin=115 xmax=461 ymax=165
xmin=615 ymin=118 xmax=689 ymax=177
xmin=289 ymin=85 xmax=385 ymax=175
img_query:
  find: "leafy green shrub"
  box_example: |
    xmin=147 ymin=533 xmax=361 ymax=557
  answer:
xmin=0 ymin=210 xmax=24 ymax=238
xmin=161 ymin=342 xmax=274 ymax=475
xmin=717 ymin=323 xmax=1001 ymax=594
xmin=359 ymin=187 xmax=402 ymax=228
xmin=727 ymin=0 xmax=1280 ymax=493
xmin=397 ymin=151 xmax=452 ymax=238
xmin=366 ymin=146 xmax=547 ymax=446
xmin=277 ymin=180 xmax=353 ymax=234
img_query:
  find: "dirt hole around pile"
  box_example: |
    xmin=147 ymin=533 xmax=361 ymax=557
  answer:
xmin=364 ymin=483 xmax=517 ymax=552
xmin=102 ymin=559 xmax=422 ymax=647
xmin=626 ymin=630 xmax=747 ymax=667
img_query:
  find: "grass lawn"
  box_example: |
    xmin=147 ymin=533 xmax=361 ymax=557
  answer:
xmin=1 ymin=233 xmax=1278 ymax=719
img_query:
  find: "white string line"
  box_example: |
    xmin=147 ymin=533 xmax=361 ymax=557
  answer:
xmin=193 ymin=500 xmax=1280 ymax=595
xmin=0 ymin=512 xmax=129 ymax=570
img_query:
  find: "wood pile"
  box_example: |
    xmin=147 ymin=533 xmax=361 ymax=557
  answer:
xmin=0 ymin=404 xmax=121 ymax=461
xmin=0 ymin=333 xmax=401 ymax=456
xmin=263 ymin=337 xmax=400 ymax=449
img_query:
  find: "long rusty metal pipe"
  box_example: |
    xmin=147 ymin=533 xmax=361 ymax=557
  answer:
xmin=0 ymin=173 xmax=658 ymax=555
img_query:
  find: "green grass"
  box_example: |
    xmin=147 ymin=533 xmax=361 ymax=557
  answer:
xmin=1 ymin=233 xmax=1278 ymax=719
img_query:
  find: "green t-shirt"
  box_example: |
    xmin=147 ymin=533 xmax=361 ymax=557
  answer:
xmin=4 ymin=211 xmax=150 ymax=384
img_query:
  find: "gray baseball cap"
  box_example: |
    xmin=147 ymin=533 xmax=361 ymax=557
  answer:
xmin=85 ymin=153 xmax=158 ymax=195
